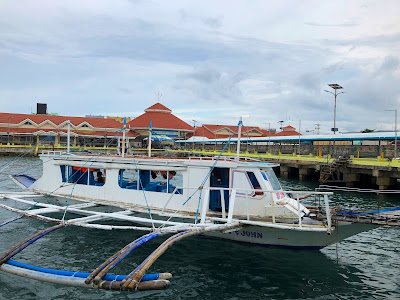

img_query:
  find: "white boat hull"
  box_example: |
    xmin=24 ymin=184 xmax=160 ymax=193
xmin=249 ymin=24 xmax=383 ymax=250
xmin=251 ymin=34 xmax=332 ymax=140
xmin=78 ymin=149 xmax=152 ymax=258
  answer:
xmin=207 ymin=222 xmax=376 ymax=248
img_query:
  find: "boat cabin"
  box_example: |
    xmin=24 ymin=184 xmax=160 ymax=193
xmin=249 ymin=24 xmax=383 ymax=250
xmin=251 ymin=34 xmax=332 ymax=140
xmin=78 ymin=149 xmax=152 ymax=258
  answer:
xmin=27 ymin=153 xmax=307 ymax=220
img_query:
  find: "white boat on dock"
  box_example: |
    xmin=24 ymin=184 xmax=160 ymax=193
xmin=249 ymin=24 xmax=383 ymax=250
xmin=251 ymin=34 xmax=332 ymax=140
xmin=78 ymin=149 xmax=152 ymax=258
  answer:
xmin=1 ymin=119 xmax=399 ymax=292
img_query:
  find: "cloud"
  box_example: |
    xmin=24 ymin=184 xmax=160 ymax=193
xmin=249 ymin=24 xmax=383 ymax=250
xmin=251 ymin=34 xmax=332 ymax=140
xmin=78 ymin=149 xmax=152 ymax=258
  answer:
xmin=175 ymin=68 xmax=246 ymax=103
xmin=0 ymin=0 xmax=399 ymax=134
xmin=304 ymin=22 xmax=358 ymax=27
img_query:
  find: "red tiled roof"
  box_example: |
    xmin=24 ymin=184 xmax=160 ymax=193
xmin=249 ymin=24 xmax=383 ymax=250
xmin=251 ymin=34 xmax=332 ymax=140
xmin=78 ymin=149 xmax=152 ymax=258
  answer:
xmin=144 ymin=103 xmax=172 ymax=113
xmin=189 ymin=126 xmax=219 ymax=139
xmin=259 ymin=129 xmax=274 ymax=136
xmin=0 ymin=127 xmax=136 ymax=137
xmin=128 ymin=103 xmax=193 ymax=131
xmin=195 ymin=124 xmax=265 ymax=138
xmin=0 ymin=113 xmax=124 ymax=129
xmin=273 ymin=130 xmax=301 ymax=136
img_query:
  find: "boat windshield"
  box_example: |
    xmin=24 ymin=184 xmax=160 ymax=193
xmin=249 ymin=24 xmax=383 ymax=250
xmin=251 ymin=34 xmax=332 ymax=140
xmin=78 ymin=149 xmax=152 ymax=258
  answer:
xmin=264 ymin=169 xmax=281 ymax=190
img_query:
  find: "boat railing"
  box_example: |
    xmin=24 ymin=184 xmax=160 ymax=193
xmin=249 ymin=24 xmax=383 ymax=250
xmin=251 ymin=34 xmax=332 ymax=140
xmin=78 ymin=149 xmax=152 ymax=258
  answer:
xmin=187 ymin=155 xmax=261 ymax=163
xmin=162 ymin=186 xmax=333 ymax=230
xmin=41 ymin=150 xmax=69 ymax=156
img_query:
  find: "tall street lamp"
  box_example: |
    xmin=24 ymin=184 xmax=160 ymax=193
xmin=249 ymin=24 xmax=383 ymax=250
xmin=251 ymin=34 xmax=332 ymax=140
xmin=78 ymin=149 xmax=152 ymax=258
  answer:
xmin=385 ymin=109 xmax=397 ymax=159
xmin=192 ymin=120 xmax=198 ymax=151
xmin=278 ymin=120 xmax=284 ymax=153
xmin=263 ymin=122 xmax=271 ymax=154
xmin=325 ymin=84 xmax=345 ymax=134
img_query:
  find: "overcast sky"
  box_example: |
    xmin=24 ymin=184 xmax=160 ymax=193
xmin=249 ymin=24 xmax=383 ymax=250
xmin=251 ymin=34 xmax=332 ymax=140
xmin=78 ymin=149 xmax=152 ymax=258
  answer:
xmin=1 ymin=0 xmax=400 ymax=134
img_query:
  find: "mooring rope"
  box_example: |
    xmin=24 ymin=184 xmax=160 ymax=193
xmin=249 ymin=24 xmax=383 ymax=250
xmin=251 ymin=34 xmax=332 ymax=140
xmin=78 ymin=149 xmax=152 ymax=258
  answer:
xmin=0 ymin=199 xmax=43 ymax=228
xmin=0 ymin=122 xmax=71 ymax=174
xmin=156 ymin=122 xmax=240 ymax=230
xmin=0 ymin=135 xmax=53 ymax=174
xmin=60 ymin=128 xmax=124 ymax=222
xmin=128 ymin=146 xmax=155 ymax=229
xmin=11 ymin=133 xmax=116 ymax=177
xmin=183 ymin=121 xmax=240 ymax=223
xmin=0 ymin=215 xmax=23 ymax=228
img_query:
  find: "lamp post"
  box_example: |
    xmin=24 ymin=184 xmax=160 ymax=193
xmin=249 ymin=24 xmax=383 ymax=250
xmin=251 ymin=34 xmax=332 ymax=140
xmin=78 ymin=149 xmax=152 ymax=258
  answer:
xmin=192 ymin=120 xmax=197 ymax=151
xmin=278 ymin=120 xmax=284 ymax=154
xmin=263 ymin=122 xmax=271 ymax=154
xmin=324 ymin=84 xmax=344 ymax=134
xmin=385 ymin=109 xmax=397 ymax=159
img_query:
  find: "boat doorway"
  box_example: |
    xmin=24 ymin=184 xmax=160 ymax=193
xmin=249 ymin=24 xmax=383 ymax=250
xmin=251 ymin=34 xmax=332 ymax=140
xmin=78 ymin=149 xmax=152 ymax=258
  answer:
xmin=209 ymin=167 xmax=230 ymax=212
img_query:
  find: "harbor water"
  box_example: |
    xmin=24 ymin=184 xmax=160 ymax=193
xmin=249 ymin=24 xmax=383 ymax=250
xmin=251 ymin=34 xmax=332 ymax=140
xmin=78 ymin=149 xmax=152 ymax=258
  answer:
xmin=0 ymin=156 xmax=399 ymax=299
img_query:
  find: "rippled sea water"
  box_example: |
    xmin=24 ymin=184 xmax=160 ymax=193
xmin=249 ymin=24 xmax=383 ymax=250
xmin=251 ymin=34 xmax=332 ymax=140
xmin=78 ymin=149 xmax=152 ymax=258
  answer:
xmin=0 ymin=156 xmax=399 ymax=299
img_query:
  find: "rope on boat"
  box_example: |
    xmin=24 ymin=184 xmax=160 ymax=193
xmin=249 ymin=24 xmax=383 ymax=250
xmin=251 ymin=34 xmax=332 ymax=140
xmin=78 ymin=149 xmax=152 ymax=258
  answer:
xmin=0 ymin=224 xmax=65 ymax=265
xmin=85 ymin=232 xmax=159 ymax=285
xmin=128 ymin=146 xmax=155 ymax=229
xmin=0 ymin=122 xmax=70 ymax=175
xmin=0 ymin=200 xmax=43 ymax=228
xmin=120 ymin=230 xmax=199 ymax=291
xmin=177 ymin=122 xmax=240 ymax=224
xmin=59 ymin=128 xmax=124 ymax=222
xmin=0 ymin=215 xmax=23 ymax=228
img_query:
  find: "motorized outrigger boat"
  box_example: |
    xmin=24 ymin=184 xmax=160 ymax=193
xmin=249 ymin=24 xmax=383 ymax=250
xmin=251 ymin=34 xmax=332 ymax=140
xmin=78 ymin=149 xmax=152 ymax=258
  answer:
xmin=1 ymin=119 xmax=399 ymax=292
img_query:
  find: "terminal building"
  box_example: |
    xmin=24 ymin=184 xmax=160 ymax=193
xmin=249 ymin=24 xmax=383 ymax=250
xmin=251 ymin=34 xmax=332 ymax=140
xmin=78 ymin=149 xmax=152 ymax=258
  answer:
xmin=0 ymin=102 xmax=194 ymax=148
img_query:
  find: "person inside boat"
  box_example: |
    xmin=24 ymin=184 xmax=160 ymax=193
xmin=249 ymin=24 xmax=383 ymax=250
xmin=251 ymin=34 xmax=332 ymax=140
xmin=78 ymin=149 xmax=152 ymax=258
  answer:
xmin=210 ymin=170 xmax=222 ymax=186
xmin=97 ymin=171 xmax=104 ymax=184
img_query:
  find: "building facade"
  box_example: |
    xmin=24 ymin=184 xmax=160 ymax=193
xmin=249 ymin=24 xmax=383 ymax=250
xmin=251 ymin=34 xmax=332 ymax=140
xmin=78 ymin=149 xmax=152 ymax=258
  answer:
xmin=0 ymin=113 xmax=136 ymax=147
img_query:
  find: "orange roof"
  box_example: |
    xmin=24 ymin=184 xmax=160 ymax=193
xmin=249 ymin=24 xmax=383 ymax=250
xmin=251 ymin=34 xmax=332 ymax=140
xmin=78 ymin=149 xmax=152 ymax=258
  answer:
xmin=273 ymin=130 xmax=301 ymax=136
xmin=259 ymin=129 xmax=274 ymax=136
xmin=0 ymin=127 xmax=137 ymax=137
xmin=128 ymin=103 xmax=193 ymax=131
xmin=193 ymin=124 xmax=266 ymax=138
xmin=0 ymin=112 xmax=124 ymax=129
xmin=189 ymin=126 xmax=221 ymax=139
xmin=144 ymin=103 xmax=172 ymax=113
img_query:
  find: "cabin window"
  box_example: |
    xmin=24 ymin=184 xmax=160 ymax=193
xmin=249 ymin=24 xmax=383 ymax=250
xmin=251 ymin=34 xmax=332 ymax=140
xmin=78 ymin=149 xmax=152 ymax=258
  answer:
xmin=148 ymin=170 xmax=179 ymax=193
xmin=247 ymin=172 xmax=263 ymax=196
xmin=231 ymin=170 xmax=263 ymax=197
xmin=119 ymin=169 xmax=182 ymax=194
xmin=60 ymin=165 xmax=106 ymax=186
xmin=262 ymin=169 xmax=281 ymax=190
xmin=231 ymin=170 xmax=254 ymax=196
xmin=118 ymin=169 xmax=139 ymax=189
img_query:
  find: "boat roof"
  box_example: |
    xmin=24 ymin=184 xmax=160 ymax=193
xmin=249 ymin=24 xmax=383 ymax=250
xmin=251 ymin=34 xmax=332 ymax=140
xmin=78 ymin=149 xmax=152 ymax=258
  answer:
xmin=45 ymin=153 xmax=279 ymax=169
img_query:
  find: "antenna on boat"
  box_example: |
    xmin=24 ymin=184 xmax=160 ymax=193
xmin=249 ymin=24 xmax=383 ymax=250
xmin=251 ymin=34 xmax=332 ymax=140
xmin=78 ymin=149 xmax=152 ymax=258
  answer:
xmin=122 ymin=117 xmax=127 ymax=158
xmin=236 ymin=117 xmax=242 ymax=161
xmin=148 ymin=121 xmax=152 ymax=157
xmin=67 ymin=120 xmax=70 ymax=154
